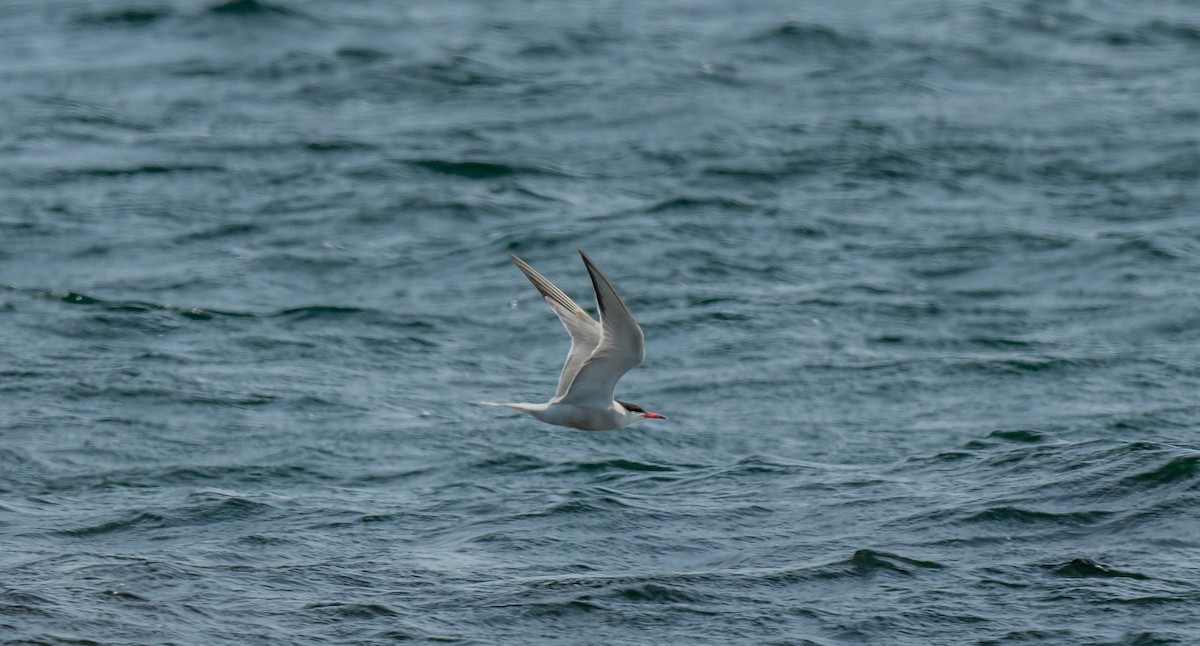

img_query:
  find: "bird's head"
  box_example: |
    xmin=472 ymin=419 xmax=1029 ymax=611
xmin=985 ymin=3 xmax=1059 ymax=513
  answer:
xmin=617 ymin=400 xmax=666 ymax=421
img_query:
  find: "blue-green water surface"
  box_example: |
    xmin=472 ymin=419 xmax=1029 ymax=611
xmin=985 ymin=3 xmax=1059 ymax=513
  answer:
xmin=3 ymin=1 xmax=1200 ymax=643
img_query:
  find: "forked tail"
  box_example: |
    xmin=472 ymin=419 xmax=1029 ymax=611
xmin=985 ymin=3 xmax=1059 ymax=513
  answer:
xmin=477 ymin=402 xmax=544 ymax=414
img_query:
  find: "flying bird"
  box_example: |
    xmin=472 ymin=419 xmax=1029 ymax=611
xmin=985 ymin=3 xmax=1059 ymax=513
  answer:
xmin=483 ymin=250 xmax=665 ymax=430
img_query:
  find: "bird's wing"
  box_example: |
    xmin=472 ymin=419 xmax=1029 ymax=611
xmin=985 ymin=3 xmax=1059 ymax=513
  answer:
xmin=556 ymin=250 xmax=644 ymax=407
xmin=508 ymin=253 xmax=602 ymax=399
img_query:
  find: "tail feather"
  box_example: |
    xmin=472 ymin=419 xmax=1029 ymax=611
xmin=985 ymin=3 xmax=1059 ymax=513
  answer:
xmin=478 ymin=402 xmax=544 ymax=414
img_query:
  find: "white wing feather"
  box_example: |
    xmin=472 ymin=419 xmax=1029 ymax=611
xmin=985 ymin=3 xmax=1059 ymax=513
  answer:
xmin=508 ymin=253 xmax=602 ymax=400
xmin=556 ymin=250 xmax=644 ymax=407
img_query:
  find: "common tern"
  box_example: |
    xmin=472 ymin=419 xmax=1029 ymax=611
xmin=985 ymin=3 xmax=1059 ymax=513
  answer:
xmin=483 ymin=250 xmax=665 ymax=431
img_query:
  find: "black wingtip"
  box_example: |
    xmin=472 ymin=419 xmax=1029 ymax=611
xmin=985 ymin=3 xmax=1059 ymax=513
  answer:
xmin=578 ymin=250 xmax=612 ymax=316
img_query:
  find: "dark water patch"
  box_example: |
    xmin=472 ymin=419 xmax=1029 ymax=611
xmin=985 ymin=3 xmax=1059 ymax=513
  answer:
xmin=271 ymin=305 xmax=376 ymax=322
xmin=967 ymin=337 xmax=1042 ymax=350
xmin=928 ymin=450 xmax=975 ymax=463
xmin=700 ymin=156 xmax=825 ymax=183
xmin=20 ymin=95 xmax=155 ymax=133
xmin=470 ymin=453 xmax=552 ymax=474
xmin=31 ymin=289 xmax=249 ymax=322
xmin=749 ymin=21 xmax=871 ymax=54
xmin=970 ymin=444 xmax=1065 ymax=471
xmin=346 ymin=467 xmax=432 ymax=487
xmin=809 ymin=549 xmax=945 ymax=579
xmin=37 ymin=163 xmax=226 ymax=184
xmin=98 ymin=589 xmax=149 ymax=602
xmin=234 ymin=334 xmax=320 ymax=354
xmin=1119 ymin=455 xmax=1199 ymax=488
xmin=162 ymin=57 xmax=241 ymax=78
xmin=72 ymin=7 xmax=174 ymax=27
xmin=335 ymin=46 xmax=391 ymax=63
xmin=1044 ymin=558 xmax=1149 ymax=580
xmin=964 ymin=507 xmax=1113 ymax=527
xmin=721 ymin=456 xmax=816 ymax=477
xmin=205 ymin=0 xmax=305 ymax=19
xmin=988 ymin=429 xmax=1047 ymax=444
xmin=55 ymin=496 xmax=276 ymax=538
xmin=1107 ymin=413 xmax=1193 ymax=433
xmin=615 ymin=582 xmax=703 ymax=604
xmin=979 ymin=629 xmax=1080 ymax=645
xmin=172 ymin=222 xmax=261 ymax=243
xmin=646 ymin=196 xmax=758 ymax=214
xmin=302 ymin=138 xmax=377 ymax=153
xmin=407 ymin=159 xmax=571 ymax=180
xmin=404 ymin=54 xmax=515 ymax=89
xmin=514 ymin=573 xmax=710 ymax=609
xmin=954 ymin=354 xmax=1113 ymax=377
xmin=1097 ymin=233 xmax=1188 ymax=262
xmin=1110 ymin=632 xmax=1191 ymax=645
xmin=0 ymin=589 xmax=55 ymax=616
xmin=304 ymin=602 xmax=399 ymax=619
xmin=849 ymin=150 xmax=924 ymax=181
xmin=176 ymin=493 xmax=277 ymax=525
xmin=511 ymin=597 xmax=605 ymax=618
xmin=237 ymin=533 xmax=296 ymax=546
xmin=534 ymin=498 xmax=610 ymax=516
xmin=56 ymin=512 xmax=167 ymax=538
xmin=1099 ymin=21 xmax=1200 ymax=48
xmin=69 ymin=558 xmax=206 ymax=586
xmin=568 ymin=459 xmax=678 ymax=474
xmin=56 ymin=379 xmax=282 ymax=408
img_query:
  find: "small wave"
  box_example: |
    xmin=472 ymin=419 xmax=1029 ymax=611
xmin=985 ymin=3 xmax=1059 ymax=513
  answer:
xmin=42 ymin=463 xmax=333 ymax=492
xmin=569 ymin=459 xmax=678 ymax=474
xmin=303 ymin=602 xmax=399 ymax=618
xmin=334 ymin=47 xmax=391 ymax=63
xmin=726 ymin=549 xmax=948 ymax=583
xmin=407 ymin=159 xmax=571 ymax=180
xmin=1119 ymin=455 xmax=1199 ymax=487
xmin=176 ymin=493 xmax=278 ymax=525
xmin=29 ymin=289 xmax=252 ymax=322
xmin=172 ymin=222 xmax=261 ymax=243
xmin=56 ymin=511 xmax=166 ymax=538
xmin=512 ymin=597 xmax=605 ymax=618
xmin=954 ymin=354 xmax=1114 ymax=377
xmin=1044 ymin=558 xmax=1148 ymax=580
xmin=646 ymin=196 xmax=758 ymax=214
xmin=987 ymin=429 xmax=1047 ymax=444
xmin=616 ymin=582 xmax=706 ymax=604
xmin=845 ymin=549 xmax=945 ymax=575
xmin=964 ymin=506 xmax=1112 ymax=526
xmin=206 ymin=0 xmax=305 ymax=19
xmin=23 ymin=288 xmax=446 ymax=332
xmin=749 ymin=21 xmax=871 ymax=53
xmin=1099 ymin=21 xmax=1200 ymax=48
xmin=0 ymin=589 xmax=54 ymax=616
xmin=504 ymin=573 xmax=711 ymax=613
xmin=71 ymin=7 xmax=173 ymax=27
xmin=56 ymin=495 xmax=276 ymax=537
xmin=302 ymin=138 xmax=378 ymax=153
xmin=470 ymin=453 xmax=552 ymax=474
xmin=45 ymin=164 xmax=226 ymax=183
xmin=271 ymin=305 xmax=372 ymax=322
